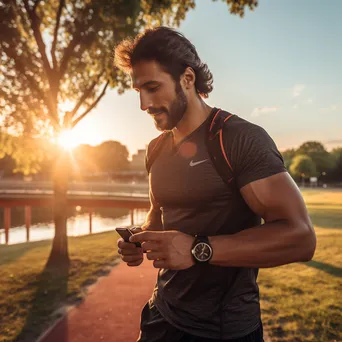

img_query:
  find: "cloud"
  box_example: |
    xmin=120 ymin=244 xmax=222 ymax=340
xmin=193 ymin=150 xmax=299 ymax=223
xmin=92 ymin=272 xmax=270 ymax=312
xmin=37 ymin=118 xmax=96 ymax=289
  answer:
xmin=321 ymin=105 xmax=338 ymax=110
xmin=251 ymin=107 xmax=280 ymax=117
xmin=307 ymin=98 xmax=313 ymax=104
xmin=292 ymin=84 xmax=305 ymax=97
xmin=293 ymin=104 xmax=298 ymax=109
xmin=325 ymin=139 xmax=342 ymax=145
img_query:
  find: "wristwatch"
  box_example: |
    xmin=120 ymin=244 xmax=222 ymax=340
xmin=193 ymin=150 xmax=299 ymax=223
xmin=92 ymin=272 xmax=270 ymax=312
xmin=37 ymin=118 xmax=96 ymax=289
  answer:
xmin=191 ymin=235 xmax=213 ymax=263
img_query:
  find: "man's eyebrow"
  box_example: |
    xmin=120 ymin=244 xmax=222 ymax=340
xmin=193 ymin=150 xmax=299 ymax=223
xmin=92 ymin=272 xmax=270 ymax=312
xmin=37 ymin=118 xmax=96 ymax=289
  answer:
xmin=132 ymin=80 xmax=160 ymax=90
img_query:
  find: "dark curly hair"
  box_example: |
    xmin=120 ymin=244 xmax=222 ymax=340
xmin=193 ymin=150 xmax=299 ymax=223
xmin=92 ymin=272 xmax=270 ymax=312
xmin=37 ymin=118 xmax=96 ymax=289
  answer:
xmin=114 ymin=26 xmax=213 ymax=98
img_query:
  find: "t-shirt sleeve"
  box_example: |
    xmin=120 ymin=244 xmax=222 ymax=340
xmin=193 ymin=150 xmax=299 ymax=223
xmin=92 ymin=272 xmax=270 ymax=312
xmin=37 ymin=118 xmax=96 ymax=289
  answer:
xmin=145 ymin=137 xmax=162 ymax=211
xmin=228 ymin=123 xmax=287 ymax=189
xmin=145 ymin=135 xmax=163 ymax=173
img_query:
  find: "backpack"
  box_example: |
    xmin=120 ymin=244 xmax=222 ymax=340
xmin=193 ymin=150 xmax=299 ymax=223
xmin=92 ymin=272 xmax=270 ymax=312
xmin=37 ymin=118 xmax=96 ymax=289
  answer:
xmin=145 ymin=108 xmax=236 ymax=186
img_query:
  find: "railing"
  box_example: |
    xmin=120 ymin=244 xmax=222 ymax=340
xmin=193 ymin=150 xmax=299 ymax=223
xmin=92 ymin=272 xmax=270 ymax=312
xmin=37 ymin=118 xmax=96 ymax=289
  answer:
xmin=0 ymin=188 xmax=149 ymax=198
xmin=0 ymin=186 xmax=150 ymax=245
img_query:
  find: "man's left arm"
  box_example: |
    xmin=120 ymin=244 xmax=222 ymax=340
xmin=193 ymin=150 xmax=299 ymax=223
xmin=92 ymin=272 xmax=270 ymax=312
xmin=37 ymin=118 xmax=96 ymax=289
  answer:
xmin=209 ymin=171 xmax=317 ymax=268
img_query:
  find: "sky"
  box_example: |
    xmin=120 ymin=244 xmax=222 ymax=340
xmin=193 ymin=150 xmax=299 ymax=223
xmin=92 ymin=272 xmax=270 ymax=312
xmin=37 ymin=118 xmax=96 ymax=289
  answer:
xmin=69 ymin=0 xmax=342 ymax=157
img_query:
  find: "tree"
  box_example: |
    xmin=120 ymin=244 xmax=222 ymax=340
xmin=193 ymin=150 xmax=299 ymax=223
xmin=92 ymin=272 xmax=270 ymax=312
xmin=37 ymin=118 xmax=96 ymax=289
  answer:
xmin=0 ymin=0 xmax=257 ymax=267
xmin=95 ymin=141 xmax=129 ymax=172
xmin=289 ymin=154 xmax=317 ymax=185
xmin=281 ymin=148 xmax=296 ymax=170
xmin=0 ymin=154 xmax=15 ymax=177
xmin=329 ymin=147 xmax=342 ymax=182
xmin=296 ymin=141 xmax=334 ymax=175
xmin=72 ymin=144 xmax=97 ymax=176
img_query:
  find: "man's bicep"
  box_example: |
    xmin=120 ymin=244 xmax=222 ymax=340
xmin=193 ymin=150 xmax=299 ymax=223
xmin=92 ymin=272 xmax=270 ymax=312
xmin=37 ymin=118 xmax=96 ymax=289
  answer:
xmin=240 ymin=172 xmax=311 ymax=225
xmin=142 ymin=206 xmax=163 ymax=231
xmin=141 ymin=190 xmax=163 ymax=231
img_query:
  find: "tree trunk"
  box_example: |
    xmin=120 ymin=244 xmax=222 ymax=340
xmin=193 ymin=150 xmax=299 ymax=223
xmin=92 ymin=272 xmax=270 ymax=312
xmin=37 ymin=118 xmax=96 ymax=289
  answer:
xmin=47 ymin=151 xmax=70 ymax=267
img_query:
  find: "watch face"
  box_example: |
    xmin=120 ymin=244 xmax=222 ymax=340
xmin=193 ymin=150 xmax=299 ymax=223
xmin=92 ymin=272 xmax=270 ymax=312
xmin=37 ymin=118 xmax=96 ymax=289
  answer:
xmin=192 ymin=242 xmax=212 ymax=262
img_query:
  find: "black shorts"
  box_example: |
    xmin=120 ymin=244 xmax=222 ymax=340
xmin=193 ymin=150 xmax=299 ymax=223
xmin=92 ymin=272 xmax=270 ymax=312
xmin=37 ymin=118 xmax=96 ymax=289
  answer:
xmin=137 ymin=300 xmax=264 ymax=342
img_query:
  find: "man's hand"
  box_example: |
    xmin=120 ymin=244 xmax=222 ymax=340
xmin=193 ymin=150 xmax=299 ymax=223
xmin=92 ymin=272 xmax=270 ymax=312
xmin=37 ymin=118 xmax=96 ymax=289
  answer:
xmin=129 ymin=230 xmax=195 ymax=270
xmin=117 ymin=227 xmax=144 ymax=267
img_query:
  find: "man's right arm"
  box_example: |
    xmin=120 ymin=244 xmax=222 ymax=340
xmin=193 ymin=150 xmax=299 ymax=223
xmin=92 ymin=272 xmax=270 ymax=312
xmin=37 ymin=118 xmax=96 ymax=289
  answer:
xmin=141 ymin=190 xmax=163 ymax=231
xmin=141 ymin=137 xmax=164 ymax=231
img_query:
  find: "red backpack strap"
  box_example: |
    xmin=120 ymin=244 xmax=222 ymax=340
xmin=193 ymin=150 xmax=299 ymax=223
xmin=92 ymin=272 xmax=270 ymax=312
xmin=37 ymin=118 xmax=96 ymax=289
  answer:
xmin=145 ymin=131 xmax=171 ymax=174
xmin=206 ymin=108 xmax=235 ymax=185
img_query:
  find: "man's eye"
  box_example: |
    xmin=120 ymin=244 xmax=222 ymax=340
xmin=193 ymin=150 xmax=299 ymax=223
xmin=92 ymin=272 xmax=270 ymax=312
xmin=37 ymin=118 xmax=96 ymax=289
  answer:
xmin=147 ymin=86 xmax=159 ymax=93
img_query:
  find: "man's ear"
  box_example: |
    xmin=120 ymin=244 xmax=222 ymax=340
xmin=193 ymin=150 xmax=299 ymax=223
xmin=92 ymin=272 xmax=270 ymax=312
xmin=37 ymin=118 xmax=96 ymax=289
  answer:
xmin=181 ymin=67 xmax=196 ymax=89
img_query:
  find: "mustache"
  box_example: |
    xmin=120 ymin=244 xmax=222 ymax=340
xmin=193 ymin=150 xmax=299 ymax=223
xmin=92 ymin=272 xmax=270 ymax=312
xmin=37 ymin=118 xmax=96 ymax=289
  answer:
xmin=147 ymin=107 xmax=168 ymax=115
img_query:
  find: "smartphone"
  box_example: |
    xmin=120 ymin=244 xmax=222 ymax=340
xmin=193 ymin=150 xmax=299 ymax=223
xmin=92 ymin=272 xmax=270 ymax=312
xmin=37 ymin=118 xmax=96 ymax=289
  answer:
xmin=115 ymin=227 xmax=141 ymax=248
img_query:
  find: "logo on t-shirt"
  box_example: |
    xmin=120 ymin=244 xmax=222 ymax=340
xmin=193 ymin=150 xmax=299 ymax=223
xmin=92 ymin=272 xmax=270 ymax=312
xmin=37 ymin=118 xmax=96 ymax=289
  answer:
xmin=189 ymin=159 xmax=208 ymax=167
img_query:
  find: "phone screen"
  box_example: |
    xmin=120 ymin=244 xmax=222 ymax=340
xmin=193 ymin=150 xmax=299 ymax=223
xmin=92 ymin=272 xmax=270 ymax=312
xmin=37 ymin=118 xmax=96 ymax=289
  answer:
xmin=115 ymin=227 xmax=141 ymax=248
xmin=115 ymin=227 xmax=133 ymax=242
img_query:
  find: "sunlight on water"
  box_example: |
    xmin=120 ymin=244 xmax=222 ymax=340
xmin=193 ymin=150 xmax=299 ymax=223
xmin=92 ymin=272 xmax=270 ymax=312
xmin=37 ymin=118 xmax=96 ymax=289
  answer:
xmin=0 ymin=209 xmax=148 ymax=245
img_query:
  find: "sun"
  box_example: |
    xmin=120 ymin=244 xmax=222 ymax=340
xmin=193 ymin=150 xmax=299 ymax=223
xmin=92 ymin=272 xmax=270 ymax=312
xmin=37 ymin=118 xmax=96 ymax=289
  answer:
xmin=57 ymin=130 xmax=79 ymax=150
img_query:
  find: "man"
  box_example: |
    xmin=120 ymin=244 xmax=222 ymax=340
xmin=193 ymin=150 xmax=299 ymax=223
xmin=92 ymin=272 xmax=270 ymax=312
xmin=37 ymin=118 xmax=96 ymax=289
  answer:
xmin=114 ymin=27 xmax=316 ymax=342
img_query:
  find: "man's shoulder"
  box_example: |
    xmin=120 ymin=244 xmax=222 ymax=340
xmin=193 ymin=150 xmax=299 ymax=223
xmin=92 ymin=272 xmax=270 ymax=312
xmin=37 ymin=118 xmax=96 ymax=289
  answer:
xmin=222 ymin=113 xmax=267 ymax=141
xmin=147 ymin=132 xmax=170 ymax=155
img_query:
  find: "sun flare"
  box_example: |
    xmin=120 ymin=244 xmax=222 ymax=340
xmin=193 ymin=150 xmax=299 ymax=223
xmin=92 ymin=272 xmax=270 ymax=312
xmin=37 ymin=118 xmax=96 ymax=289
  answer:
xmin=57 ymin=130 xmax=79 ymax=150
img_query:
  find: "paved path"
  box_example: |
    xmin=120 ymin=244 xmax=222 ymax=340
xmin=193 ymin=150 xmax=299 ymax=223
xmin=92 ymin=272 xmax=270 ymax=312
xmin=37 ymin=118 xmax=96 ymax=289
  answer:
xmin=38 ymin=260 xmax=271 ymax=342
xmin=39 ymin=260 xmax=157 ymax=342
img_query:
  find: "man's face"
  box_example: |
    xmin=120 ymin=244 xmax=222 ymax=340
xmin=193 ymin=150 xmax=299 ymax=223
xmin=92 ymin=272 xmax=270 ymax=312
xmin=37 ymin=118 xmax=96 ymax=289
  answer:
xmin=132 ymin=60 xmax=188 ymax=131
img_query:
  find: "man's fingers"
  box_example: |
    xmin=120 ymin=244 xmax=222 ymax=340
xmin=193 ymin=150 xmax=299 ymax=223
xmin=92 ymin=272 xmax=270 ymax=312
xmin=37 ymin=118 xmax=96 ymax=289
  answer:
xmin=118 ymin=247 xmax=143 ymax=256
xmin=129 ymin=231 xmax=162 ymax=243
xmin=127 ymin=259 xmax=143 ymax=267
xmin=122 ymin=254 xmax=143 ymax=263
xmin=141 ymin=241 xmax=162 ymax=252
xmin=153 ymin=259 xmax=167 ymax=269
xmin=118 ymin=239 xmax=140 ymax=250
xmin=146 ymin=252 xmax=165 ymax=261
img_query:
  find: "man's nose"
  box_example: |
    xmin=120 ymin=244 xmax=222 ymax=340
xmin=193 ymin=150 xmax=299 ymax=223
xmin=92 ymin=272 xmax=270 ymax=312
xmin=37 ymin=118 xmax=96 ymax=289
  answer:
xmin=140 ymin=93 xmax=152 ymax=112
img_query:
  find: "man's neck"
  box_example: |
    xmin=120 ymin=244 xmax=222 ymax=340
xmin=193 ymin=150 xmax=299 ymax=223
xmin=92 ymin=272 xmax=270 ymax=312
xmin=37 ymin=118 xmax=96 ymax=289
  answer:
xmin=172 ymin=98 xmax=213 ymax=144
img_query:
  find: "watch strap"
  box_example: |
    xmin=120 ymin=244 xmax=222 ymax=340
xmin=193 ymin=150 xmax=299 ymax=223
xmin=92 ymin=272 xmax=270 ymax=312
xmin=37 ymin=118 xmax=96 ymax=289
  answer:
xmin=191 ymin=235 xmax=209 ymax=248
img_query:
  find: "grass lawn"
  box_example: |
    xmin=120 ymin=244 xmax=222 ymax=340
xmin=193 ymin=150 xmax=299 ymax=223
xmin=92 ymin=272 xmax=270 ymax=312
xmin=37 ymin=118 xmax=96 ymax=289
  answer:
xmin=259 ymin=188 xmax=342 ymax=342
xmin=0 ymin=231 xmax=121 ymax=342
xmin=0 ymin=188 xmax=341 ymax=342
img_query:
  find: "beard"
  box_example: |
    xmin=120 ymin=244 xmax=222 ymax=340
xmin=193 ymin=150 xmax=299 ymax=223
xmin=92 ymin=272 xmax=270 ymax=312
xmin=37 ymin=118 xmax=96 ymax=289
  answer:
xmin=152 ymin=83 xmax=188 ymax=131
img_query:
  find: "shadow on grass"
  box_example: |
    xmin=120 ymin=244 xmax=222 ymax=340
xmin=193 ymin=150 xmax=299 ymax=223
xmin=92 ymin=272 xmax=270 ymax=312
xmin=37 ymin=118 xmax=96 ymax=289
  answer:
xmin=302 ymin=260 xmax=342 ymax=278
xmin=0 ymin=239 xmax=52 ymax=266
xmin=14 ymin=262 xmax=70 ymax=342
xmin=307 ymin=208 xmax=342 ymax=229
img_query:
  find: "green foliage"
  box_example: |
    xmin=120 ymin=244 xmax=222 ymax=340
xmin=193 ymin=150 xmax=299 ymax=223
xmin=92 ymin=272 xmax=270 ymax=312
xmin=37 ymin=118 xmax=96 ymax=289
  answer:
xmin=281 ymin=148 xmax=296 ymax=169
xmin=72 ymin=141 xmax=129 ymax=174
xmin=289 ymin=154 xmax=317 ymax=180
xmin=282 ymin=142 xmax=342 ymax=182
xmin=296 ymin=141 xmax=335 ymax=174
xmin=0 ymin=0 xmax=256 ymax=174
xmin=329 ymin=147 xmax=342 ymax=182
xmin=0 ymin=130 xmax=49 ymax=175
xmin=94 ymin=140 xmax=129 ymax=171
xmin=331 ymin=147 xmax=342 ymax=164
xmin=219 ymin=0 xmax=257 ymax=17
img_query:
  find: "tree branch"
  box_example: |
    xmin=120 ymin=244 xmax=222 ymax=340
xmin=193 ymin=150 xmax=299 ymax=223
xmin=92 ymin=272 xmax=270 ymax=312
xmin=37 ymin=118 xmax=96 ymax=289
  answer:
xmin=69 ymin=71 xmax=105 ymax=118
xmin=51 ymin=0 xmax=65 ymax=69
xmin=69 ymin=81 xmax=97 ymax=118
xmin=2 ymin=45 xmax=59 ymax=130
xmin=23 ymin=0 xmax=52 ymax=77
xmin=23 ymin=0 xmax=59 ymax=121
xmin=71 ymin=81 xmax=109 ymax=129
xmin=32 ymin=0 xmax=42 ymax=13
xmin=59 ymin=28 xmax=82 ymax=78
xmin=59 ymin=5 xmax=96 ymax=79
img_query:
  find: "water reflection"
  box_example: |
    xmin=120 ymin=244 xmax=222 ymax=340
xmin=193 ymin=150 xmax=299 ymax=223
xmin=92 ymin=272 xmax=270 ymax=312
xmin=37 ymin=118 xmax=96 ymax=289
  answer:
xmin=0 ymin=208 xmax=148 ymax=245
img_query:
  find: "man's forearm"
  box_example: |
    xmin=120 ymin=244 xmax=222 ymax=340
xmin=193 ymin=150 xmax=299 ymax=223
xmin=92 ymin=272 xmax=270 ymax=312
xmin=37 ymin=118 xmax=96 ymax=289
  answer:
xmin=141 ymin=208 xmax=163 ymax=231
xmin=208 ymin=220 xmax=316 ymax=268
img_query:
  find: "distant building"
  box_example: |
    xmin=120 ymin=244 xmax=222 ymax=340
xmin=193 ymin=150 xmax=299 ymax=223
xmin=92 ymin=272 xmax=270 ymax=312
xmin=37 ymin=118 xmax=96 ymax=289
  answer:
xmin=130 ymin=149 xmax=146 ymax=170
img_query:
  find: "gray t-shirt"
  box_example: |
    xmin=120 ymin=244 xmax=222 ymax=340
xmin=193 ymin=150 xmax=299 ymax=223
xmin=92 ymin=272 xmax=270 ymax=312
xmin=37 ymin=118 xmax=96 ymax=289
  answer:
xmin=147 ymin=113 xmax=286 ymax=339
